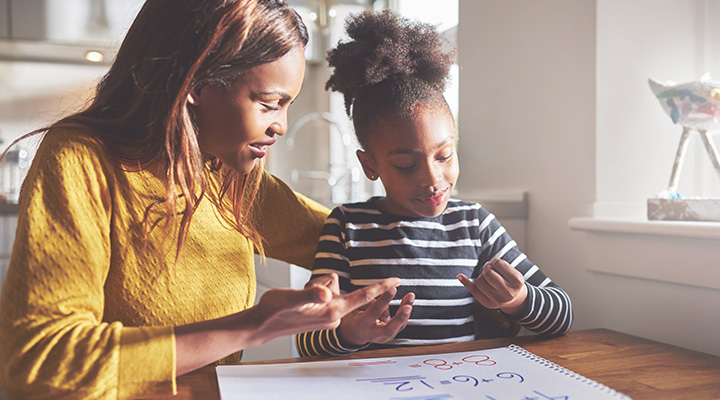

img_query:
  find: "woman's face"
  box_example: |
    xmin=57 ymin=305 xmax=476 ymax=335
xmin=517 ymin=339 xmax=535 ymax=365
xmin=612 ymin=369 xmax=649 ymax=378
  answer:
xmin=358 ymin=106 xmax=459 ymax=218
xmin=189 ymin=45 xmax=306 ymax=174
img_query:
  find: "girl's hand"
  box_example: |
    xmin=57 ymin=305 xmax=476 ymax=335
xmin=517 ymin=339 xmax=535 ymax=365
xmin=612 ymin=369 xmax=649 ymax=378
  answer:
xmin=337 ymin=288 xmax=415 ymax=347
xmin=457 ymin=258 xmax=528 ymax=317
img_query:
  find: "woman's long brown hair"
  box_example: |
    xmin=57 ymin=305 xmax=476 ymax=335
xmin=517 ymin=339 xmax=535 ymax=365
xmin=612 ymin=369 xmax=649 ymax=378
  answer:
xmin=2 ymin=0 xmax=308 ymax=260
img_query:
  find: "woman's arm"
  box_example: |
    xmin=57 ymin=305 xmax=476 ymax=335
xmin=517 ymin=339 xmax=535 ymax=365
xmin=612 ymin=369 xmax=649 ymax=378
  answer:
xmin=251 ymin=171 xmax=331 ymax=269
xmin=0 ymin=132 xmax=172 ymax=399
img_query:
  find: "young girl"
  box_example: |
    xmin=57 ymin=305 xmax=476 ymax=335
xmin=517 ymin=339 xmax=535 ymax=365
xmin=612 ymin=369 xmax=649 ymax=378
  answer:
xmin=296 ymin=10 xmax=573 ymax=357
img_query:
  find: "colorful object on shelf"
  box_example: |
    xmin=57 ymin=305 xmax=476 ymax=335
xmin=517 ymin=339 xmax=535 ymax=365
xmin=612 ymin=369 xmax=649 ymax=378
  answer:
xmin=647 ymin=75 xmax=720 ymax=221
xmin=648 ymin=76 xmax=720 ymax=198
xmin=649 ymin=74 xmax=720 ymax=130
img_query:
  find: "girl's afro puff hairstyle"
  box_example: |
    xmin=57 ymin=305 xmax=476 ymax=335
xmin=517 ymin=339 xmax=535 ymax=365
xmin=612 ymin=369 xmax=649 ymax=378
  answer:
xmin=325 ymin=10 xmax=456 ymax=148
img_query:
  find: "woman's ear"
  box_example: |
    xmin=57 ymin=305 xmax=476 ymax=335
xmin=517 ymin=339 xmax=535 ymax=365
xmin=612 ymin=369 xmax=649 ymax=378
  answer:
xmin=356 ymin=149 xmax=379 ymax=181
xmin=187 ymin=91 xmax=199 ymax=105
xmin=187 ymin=86 xmax=203 ymax=105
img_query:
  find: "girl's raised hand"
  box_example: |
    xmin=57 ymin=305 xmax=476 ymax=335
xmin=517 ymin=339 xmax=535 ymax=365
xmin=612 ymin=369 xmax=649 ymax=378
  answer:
xmin=337 ymin=288 xmax=415 ymax=347
xmin=457 ymin=258 xmax=529 ymax=317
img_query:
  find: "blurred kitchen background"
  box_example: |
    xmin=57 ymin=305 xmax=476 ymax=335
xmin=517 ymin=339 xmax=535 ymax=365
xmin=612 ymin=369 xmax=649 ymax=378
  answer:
xmin=0 ymin=0 xmax=718 ymax=364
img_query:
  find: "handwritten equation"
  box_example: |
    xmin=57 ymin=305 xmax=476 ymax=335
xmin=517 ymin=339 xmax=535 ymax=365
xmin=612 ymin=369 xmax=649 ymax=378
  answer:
xmin=354 ymin=353 xmax=571 ymax=400
xmin=216 ymin=346 xmax=629 ymax=400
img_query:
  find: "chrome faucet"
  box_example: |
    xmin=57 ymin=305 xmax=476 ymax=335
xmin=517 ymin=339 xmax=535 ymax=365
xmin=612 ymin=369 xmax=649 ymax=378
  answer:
xmin=285 ymin=111 xmax=352 ymax=149
xmin=285 ymin=111 xmax=361 ymax=205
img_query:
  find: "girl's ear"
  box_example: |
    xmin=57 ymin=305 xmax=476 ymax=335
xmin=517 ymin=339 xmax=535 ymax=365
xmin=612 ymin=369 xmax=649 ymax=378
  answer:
xmin=356 ymin=149 xmax=379 ymax=181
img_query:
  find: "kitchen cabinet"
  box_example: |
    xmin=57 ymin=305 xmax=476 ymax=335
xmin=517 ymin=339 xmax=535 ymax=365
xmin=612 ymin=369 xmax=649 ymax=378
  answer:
xmin=0 ymin=0 xmax=143 ymax=64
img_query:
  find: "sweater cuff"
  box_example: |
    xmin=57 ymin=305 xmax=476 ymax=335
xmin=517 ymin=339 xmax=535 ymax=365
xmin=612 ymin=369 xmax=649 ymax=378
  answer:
xmin=118 ymin=325 xmax=176 ymax=398
xmin=502 ymin=282 xmax=535 ymax=322
xmin=335 ymin=328 xmax=371 ymax=353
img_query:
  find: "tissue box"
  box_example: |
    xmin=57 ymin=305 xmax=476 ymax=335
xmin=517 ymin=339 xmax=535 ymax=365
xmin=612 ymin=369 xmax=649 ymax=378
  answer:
xmin=647 ymin=198 xmax=720 ymax=222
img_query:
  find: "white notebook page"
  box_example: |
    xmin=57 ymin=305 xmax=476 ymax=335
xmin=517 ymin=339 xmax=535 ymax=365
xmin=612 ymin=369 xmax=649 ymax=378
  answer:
xmin=216 ymin=345 xmax=630 ymax=400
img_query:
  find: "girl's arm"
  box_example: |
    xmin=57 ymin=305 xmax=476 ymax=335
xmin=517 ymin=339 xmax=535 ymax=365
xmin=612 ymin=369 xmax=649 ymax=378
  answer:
xmin=295 ymin=207 xmax=413 ymax=357
xmin=462 ymin=207 xmax=573 ymax=336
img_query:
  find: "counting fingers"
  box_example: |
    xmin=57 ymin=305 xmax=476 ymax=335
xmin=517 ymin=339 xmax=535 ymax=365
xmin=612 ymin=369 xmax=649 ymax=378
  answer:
xmin=369 ymin=292 xmax=414 ymax=344
xmin=485 ymin=259 xmax=524 ymax=290
xmin=458 ymin=273 xmax=497 ymax=309
xmin=305 ymin=273 xmax=340 ymax=294
xmin=363 ymin=286 xmax=397 ymax=319
xmin=341 ymin=277 xmax=402 ymax=313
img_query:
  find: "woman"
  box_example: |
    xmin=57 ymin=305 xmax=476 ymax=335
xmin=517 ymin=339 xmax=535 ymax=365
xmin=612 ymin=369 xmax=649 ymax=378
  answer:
xmin=0 ymin=0 xmax=406 ymax=398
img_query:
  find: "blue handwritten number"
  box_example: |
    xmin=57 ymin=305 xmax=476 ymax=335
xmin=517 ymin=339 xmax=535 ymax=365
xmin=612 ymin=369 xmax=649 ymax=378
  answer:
xmin=496 ymin=372 xmax=524 ymax=383
xmin=420 ymin=380 xmax=435 ymax=390
xmin=452 ymin=375 xmax=479 ymax=387
xmin=532 ymin=390 xmax=569 ymax=400
xmin=394 ymin=379 xmax=435 ymax=392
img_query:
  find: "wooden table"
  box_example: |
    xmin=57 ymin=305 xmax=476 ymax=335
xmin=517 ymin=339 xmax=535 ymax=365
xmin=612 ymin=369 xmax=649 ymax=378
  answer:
xmin=137 ymin=328 xmax=720 ymax=399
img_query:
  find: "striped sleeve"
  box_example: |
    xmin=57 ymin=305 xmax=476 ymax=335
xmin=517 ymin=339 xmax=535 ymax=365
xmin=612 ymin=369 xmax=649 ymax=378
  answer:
xmin=475 ymin=206 xmax=573 ymax=336
xmin=296 ymin=207 xmax=362 ymax=356
xmin=512 ymin=284 xmax=573 ymax=336
xmin=308 ymin=207 xmax=353 ymax=292
xmin=295 ymin=328 xmax=369 ymax=357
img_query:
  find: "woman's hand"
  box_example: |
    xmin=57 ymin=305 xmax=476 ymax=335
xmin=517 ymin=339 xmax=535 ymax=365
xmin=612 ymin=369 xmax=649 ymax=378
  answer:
xmin=337 ymin=288 xmax=415 ymax=347
xmin=457 ymin=258 xmax=528 ymax=317
xmin=175 ymin=274 xmax=403 ymax=375
xmin=249 ymin=274 xmax=405 ymax=344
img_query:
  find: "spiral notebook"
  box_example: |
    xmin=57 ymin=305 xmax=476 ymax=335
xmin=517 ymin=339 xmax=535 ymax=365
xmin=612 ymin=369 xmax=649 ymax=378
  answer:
xmin=216 ymin=344 xmax=631 ymax=399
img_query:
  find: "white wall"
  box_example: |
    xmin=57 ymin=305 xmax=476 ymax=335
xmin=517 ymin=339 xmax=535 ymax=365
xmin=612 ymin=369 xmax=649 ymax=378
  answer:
xmin=456 ymin=0 xmax=597 ymax=328
xmin=457 ymin=0 xmax=720 ymax=356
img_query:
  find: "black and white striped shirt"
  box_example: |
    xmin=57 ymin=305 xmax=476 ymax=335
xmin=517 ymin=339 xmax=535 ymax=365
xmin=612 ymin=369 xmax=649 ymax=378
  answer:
xmin=295 ymin=198 xmax=572 ymax=357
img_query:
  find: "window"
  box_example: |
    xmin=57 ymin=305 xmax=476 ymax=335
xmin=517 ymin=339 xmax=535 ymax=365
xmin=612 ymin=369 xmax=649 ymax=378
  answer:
xmin=596 ymin=0 xmax=720 ymax=218
xmin=394 ymin=0 xmax=459 ymax=119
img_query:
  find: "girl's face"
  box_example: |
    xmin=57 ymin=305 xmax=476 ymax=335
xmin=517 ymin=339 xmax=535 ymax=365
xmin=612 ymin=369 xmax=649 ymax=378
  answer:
xmin=189 ymin=45 xmax=306 ymax=175
xmin=358 ymin=106 xmax=459 ymax=218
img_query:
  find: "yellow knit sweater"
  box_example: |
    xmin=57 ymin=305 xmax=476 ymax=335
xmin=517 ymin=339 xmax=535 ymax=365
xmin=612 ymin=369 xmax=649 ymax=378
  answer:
xmin=0 ymin=130 xmax=329 ymax=399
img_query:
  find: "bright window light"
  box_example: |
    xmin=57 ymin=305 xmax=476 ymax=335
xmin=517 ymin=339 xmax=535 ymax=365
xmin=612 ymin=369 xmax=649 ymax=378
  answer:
xmin=85 ymin=51 xmax=104 ymax=63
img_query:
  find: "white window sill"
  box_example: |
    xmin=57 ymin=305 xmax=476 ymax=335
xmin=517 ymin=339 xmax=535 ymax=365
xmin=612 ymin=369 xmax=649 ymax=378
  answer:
xmin=568 ymin=217 xmax=720 ymax=240
xmin=569 ymin=217 xmax=720 ymax=291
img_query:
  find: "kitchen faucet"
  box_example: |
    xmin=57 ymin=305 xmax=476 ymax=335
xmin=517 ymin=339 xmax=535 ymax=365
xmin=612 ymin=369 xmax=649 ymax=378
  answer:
xmin=285 ymin=111 xmax=361 ymax=205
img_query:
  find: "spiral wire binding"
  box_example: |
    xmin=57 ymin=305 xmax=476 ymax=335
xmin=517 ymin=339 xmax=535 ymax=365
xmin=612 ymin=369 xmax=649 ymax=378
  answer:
xmin=507 ymin=344 xmax=631 ymax=399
